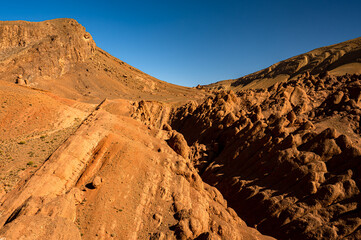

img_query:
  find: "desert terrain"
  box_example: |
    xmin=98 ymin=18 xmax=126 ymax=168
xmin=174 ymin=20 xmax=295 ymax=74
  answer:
xmin=0 ymin=18 xmax=360 ymax=240
xmin=206 ymin=36 xmax=361 ymax=90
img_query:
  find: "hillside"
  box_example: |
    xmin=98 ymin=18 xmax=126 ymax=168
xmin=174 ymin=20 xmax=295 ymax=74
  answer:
xmin=0 ymin=18 xmax=206 ymax=104
xmin=0 ymin=89 xmax=274 ymax=239
xmin=206 ymin=37 xmax=361 ymax=90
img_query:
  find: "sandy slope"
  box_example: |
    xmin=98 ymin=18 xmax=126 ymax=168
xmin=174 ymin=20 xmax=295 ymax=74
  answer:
xmin=0 ymin=80 xmax=93 ymax=196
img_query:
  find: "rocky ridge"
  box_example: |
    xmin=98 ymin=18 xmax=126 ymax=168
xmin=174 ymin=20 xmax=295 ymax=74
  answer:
xmin=206 ymin=37 xmax=361 ymax=90
xmin=0 ymin=92 xmax=274 ymax=239
xmin=167 ymin=72 xmax=361 ymax=239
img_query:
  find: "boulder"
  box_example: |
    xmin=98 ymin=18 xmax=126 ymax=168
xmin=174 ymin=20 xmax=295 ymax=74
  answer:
xmin=167 ymin=132 xmax=189 ymax=158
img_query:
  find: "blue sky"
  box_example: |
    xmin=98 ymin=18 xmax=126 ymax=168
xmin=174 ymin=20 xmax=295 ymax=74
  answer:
xmin=1 ymin=0 xmax=361 ymax=86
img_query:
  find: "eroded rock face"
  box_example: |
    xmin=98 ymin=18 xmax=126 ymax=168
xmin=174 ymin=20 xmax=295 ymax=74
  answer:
xmin=0 ymin=100 xmax=273 ymax=240
xmin=0 ymin=19 xmax=207 ymax=103
xmin=0 ymin=215 xmax=82 ymax=240
xmin=0 ymin=18 xmax=96 ymax=85
xmin=171 ymin=73 xmax=361 ymax=240
xmin=167 ymin=131 xmax=189 ymax=158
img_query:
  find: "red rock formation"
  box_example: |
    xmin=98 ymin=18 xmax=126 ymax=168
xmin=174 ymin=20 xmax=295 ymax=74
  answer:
xmin=172 ymin=74 xmax=361 ymax=239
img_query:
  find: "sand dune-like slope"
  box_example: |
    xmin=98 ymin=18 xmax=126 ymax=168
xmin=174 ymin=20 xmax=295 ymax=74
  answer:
xmin=206 ymin=37 xmax=361 ymax=90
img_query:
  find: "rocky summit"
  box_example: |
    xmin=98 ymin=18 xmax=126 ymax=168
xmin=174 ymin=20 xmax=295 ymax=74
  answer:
xmin=0 ymin=18 xmax=361 ymax=240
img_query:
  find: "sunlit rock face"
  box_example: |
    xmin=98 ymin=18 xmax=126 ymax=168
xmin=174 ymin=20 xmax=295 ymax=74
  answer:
xmin=0 ymin=18 xmax=96 ymax=85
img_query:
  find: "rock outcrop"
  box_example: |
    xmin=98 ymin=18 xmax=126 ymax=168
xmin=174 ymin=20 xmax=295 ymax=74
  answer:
xmin=171 ymin=73 xmax=361 ymax=239
xmin=0 ymin=18 xmax=95 ymax=85
xmin=0 ymin=98 xmax=273 ymax=240
xmin=0 ymin=19 xmax=206 ymax=103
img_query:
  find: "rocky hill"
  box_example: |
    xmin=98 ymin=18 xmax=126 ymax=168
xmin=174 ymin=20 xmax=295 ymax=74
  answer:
xmin=0 ymin=19 xmax=205 ymax=103
xmin=206 ymin=37 xmax=361 ymax=90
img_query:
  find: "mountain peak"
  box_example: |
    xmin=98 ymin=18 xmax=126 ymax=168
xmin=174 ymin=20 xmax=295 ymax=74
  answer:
xmin=0 ymin=19 xmax=204 ymax=103
xmin=0 ymin=18 xmax=96 ymax=85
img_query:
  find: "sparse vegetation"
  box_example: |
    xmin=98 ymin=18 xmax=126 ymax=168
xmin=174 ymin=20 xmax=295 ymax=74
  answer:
xmin=113 ymin=206 xmax=123 ymax=213
xmin=26 ymin=161 xmax=34 ymax=166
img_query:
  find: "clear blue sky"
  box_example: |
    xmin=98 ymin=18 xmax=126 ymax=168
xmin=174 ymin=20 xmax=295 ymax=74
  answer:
xmin=1 ymin=0 xmax=361 ymax=86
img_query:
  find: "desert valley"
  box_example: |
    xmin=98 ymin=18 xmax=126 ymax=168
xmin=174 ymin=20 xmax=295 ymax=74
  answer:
xmin=0 ymin=18 xmax=361 ymax=240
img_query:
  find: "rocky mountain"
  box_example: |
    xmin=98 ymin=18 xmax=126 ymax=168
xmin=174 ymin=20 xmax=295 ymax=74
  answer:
xmin=206 ymin=37 xmax=361 ymax=90
xmin=0 ymin=19 xmax=205 ymax=103
xmin=1 ymin=18 xmax=361 ymax=240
